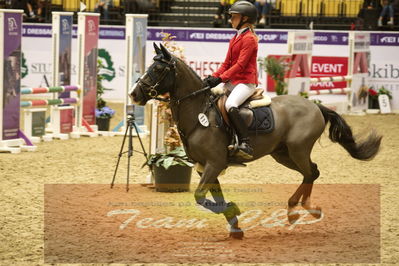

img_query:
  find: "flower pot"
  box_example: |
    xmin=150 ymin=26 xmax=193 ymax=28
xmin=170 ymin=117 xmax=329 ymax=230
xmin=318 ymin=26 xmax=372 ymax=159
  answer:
xmin=153 ymin=164 xmax=192 ymax=192
xmin=96 ymin=117 xmax=110 ymax=131
xmin=368 ymin=97 xmax=379 ymax=109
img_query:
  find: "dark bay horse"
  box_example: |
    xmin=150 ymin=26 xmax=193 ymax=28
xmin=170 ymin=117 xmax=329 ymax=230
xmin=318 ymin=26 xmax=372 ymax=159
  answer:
xmin=130 ymin=43 xmax=382 ymax=239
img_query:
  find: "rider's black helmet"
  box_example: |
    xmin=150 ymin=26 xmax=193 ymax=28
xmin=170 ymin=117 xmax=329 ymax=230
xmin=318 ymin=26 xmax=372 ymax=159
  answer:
xmin=228 ymin=1 xmax=258 ymax=24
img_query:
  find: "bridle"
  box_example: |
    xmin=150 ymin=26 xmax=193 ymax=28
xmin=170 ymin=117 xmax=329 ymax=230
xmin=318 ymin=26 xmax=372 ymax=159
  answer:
xmin=135 ymin=56 xmax=211 ymax=106
xmin=134 ymin=54 xmax=216 ymax=151
xmin=136 ymin=56 xmax=176 ymax=102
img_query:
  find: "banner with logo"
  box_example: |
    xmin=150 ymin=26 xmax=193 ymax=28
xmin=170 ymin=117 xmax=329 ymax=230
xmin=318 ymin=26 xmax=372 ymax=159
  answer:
xmin=53 ymin=13 xmax=73 ymax=99
xmin=125 ymin=15 xmax=148 ymax=129
xmin=19 ymin=26 xmax=399 ymax=110
xmin=77 ymin=14 xmax=99 ymax=125
xmin=1 ymin=11 xmax=22 ymax=140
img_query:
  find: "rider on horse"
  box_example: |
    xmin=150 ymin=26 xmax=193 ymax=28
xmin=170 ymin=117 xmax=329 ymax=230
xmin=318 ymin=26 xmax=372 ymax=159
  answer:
xmin=203 ymin=1 xmax=258 ymax=160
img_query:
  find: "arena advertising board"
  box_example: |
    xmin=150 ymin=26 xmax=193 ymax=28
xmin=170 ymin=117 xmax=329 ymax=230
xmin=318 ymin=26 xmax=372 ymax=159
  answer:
xmin=20 ymin=25 xmax=399 ymax=110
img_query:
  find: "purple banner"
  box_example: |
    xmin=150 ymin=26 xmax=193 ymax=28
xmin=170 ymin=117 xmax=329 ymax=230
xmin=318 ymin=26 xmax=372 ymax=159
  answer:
xmin=314 ymin=32 xmax=348 ymax=45
xmin=58 ymin=15 xmax=72 ymax=90
xmin=21 ymin=24 xmax=399 ymax=46
xmin=147 ymin=28 xmax=288 ymax=43
xmin=371 ymin=33 xmax=399 ymax=46
xmin=23 ymin=24 xmax=125 ymax=40
xmin=3 ymin=12 xmax=22 ymax=140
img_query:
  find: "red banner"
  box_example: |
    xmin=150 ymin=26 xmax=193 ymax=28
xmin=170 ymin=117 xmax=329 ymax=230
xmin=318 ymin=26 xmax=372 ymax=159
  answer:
xmin=82 ymin=16 xmax=99 ymax=125
xmin=310 ymin=56 xmax=348 ymax=90
xmin=266 ymin=56 xmax=348 ymax=92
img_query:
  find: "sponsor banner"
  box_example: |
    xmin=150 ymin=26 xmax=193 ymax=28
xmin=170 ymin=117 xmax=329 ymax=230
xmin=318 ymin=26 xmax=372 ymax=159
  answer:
xmin=23 ymin=24 xmax=125 ymax=40
xmin=148 ymin=28 xmax=288 ymax=43
xmin=371 ymin=32 xmax=399 ymax=46
xmin=57 ymin=15 xmax=73 ymax=100
xmin=82 ymin=16 xmax=99 ymax=125
xmin=311 ymin=56 xmax=348 ymax=90
xmin=2 ymin=12 xmax=22 ymax=140
xmin=44 ymin=184 xmax=380 ymax=263
xmin=313 ymin=32 xmax=348 ymax=45
xmin=266 ymin=55 xmax=348 ymax=92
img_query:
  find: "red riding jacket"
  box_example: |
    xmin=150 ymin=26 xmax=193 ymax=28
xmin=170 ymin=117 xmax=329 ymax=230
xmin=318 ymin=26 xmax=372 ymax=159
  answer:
xmin=213 ymin=29 xmax=258 ymax=85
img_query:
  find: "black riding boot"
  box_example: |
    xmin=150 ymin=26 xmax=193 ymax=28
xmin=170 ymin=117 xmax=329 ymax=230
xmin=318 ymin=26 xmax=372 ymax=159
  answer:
xmin=228 ymin=107 xmax=253 ymax=160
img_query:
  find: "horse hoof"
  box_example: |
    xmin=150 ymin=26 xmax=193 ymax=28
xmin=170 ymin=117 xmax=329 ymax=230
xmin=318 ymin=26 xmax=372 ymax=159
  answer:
xmin=287 ymin=210 xmax=300 ymax=224
xmin=229 ymin=229 xmax=244 ymax=239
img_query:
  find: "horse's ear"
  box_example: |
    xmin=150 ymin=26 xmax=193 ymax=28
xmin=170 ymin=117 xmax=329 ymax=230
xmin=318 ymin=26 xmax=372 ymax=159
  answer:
xmin=160 ymin=43 xmax=172 ymax=61
xmin=153 ymin=42 xmax=162 ymax=55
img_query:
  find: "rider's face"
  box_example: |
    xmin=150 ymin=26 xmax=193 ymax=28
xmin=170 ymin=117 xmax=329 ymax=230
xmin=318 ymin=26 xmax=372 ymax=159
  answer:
xmin=230 ymin=13 xmax=242 ymax=29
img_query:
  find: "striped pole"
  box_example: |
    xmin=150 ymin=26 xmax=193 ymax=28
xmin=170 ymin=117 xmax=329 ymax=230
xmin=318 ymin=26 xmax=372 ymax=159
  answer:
xmin=308 ymin=88 xmax=352 ymax=95
xmin=310 ymin=75 xmax=352 ymax=84
xmin=21 ymin=85 xmax=80 ymax=95
xmin=20 ymin=98 xmax=79 ymax=107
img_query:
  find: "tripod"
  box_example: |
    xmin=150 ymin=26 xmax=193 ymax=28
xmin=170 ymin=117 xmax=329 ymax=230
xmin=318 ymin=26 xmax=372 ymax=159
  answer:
xmin=110 ymin=113 xmax=148 ymax=192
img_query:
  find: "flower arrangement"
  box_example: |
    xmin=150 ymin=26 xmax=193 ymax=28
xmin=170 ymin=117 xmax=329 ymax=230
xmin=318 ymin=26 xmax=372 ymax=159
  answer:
xmin=95 ymin=106 xmax=115 ymax=119
xmin=368 ymin=86 xmax=392 ymax=100
xmin=146 ymin=32 xmax=193 ymax=170
xmin=258 ymin=56 xmax=292 ymax=95
xmin=96 ymin=59 xmax=115 ymax=119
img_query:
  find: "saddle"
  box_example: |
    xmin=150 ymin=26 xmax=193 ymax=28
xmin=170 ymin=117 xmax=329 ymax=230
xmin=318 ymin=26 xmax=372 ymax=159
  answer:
xmin=214 ymin=87 xmax=274 ymax=133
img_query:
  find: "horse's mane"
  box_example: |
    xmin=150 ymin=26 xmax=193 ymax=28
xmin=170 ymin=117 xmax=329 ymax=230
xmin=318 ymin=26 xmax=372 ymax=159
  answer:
xmin=174 ymin=56 xmax=202 ymax=84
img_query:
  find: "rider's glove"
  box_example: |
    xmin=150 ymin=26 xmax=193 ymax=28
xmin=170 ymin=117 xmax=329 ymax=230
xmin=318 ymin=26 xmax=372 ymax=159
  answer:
xmin=203 ymin=76 xmax=222 ymax=88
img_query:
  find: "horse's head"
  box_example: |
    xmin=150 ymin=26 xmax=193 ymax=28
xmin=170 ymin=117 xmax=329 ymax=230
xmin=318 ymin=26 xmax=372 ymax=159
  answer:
xmin=129 ymin=43 xmax=176 ymax=105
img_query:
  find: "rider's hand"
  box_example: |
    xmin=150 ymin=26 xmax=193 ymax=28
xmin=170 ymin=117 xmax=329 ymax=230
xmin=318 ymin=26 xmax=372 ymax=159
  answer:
xmin=203 ymin=76 xmax=222 ymax=88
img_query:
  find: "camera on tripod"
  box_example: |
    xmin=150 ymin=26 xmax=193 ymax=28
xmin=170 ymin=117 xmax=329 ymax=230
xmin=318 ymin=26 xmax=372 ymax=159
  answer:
xmin=111 ymin=103 xmax=148 ymax=191
xmin=126 ymin=104 xmax=135 ymax=118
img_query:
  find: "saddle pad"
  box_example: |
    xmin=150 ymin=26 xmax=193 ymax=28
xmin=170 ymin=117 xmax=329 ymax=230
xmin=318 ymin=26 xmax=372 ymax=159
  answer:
xmin=248 ymin=106 xmax=274 ymax=134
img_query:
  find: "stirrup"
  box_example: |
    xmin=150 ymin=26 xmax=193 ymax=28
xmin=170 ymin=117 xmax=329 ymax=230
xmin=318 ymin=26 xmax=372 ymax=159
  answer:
xmin=236 ymin=143 xmax=253 ymax=160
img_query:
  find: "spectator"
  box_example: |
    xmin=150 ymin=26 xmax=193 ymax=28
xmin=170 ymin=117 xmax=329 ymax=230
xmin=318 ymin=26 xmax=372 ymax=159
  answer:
xmin=378 ymin=0 xmax=395 ymax=26
xmin=356 ymin=0 xmax=381 ymax=29
xmin=215 ymin=0 xmax=236 ymax=21
xmin=255 ymin=0 xmax=275 ymax=25
xmin=27 ymin=0 xmax=44 ymax=21
xmin=95 ymin=0 xmax=113 ymax=20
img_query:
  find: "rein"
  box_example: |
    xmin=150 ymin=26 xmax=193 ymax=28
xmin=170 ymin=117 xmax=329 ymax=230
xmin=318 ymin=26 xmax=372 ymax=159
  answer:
xmin=136 ymin=56 xmax=221 ymax=152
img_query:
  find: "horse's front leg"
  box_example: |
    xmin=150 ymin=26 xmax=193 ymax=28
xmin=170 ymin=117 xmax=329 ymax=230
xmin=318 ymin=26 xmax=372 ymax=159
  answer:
xmin=195 ymin=165 xmax=244 ymax=239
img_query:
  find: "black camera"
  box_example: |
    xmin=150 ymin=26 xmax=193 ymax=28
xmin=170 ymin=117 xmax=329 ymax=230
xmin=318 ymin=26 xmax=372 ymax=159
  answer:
xmin=126 ymin=104 xmax=135 ymax=116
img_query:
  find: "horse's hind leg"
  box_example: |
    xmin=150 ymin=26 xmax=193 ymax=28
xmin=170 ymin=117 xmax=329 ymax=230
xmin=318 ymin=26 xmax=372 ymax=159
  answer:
xmin=272 ymin=144 xmax=321 ymax=223
xmin=286 ymin=144 xmax=322 ymax=223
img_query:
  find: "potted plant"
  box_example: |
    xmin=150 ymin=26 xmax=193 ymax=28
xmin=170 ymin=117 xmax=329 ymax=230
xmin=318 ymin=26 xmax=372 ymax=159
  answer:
xmin=96 ymin=59 xmax=115 ymax=131
xmin=145 ymin=33 xmax=193 ymax=192
xmin=259 ymin=56 xmax=292 ymax=95
xmin=368 ymin=86 xmax=392 ymax=109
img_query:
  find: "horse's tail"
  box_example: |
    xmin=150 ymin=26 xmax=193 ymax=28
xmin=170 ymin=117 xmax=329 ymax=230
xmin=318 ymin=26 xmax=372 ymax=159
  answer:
xmin=317 ymin=104 xmax=382 ymax=160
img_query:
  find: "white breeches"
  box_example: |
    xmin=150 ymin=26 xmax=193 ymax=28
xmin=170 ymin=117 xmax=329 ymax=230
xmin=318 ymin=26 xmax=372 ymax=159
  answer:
xmin=224 ymin=82 xmax=256 ymax=111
